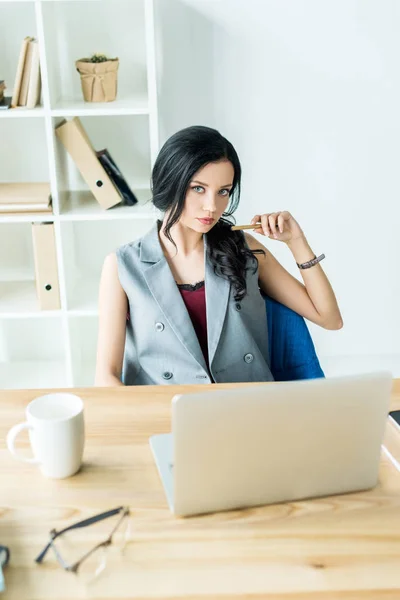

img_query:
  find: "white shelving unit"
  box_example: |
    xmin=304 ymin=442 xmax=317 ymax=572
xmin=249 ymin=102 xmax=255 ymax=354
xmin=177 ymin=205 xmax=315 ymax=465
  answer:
xmin=0 ymin=0 xmax=159 ymax=389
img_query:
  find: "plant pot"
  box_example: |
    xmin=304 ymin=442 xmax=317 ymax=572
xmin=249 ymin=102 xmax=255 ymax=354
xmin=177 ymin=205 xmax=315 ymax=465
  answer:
xmin=75 ymin=58 xmax=119 ymax=102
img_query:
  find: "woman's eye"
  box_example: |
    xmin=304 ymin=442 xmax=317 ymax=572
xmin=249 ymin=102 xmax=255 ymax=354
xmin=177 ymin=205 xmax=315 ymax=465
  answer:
xmin=219 ymin=189 xmax=230 ymax=196
xmin=192 ymin=186 xmax=204 ymax=193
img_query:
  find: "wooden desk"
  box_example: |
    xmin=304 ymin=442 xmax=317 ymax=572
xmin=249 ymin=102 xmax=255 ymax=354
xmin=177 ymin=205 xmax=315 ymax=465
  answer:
xmin=1 ymin=380 xmax=400 ymax=599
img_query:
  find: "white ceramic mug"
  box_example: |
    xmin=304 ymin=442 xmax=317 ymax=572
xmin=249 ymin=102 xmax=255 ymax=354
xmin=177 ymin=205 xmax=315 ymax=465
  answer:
xmin=6 ymin=393 xmax=85 ymax=479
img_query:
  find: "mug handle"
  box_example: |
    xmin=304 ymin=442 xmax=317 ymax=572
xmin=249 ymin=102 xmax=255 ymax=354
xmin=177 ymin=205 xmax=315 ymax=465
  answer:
xmin=6 ymin=422 xmax=41 ymax=465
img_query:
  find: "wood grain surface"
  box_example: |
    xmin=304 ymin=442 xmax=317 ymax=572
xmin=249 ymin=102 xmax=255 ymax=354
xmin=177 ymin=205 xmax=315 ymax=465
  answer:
xmin=1 ymin=380 xmax=400 ymax=599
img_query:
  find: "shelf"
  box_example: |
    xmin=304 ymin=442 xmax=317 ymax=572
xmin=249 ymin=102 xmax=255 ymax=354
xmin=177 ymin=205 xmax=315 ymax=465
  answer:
xmin=0 ymin=212 xmax=55 ymax=224
xmin=50 ymin=93 xmax=149 ymax=117
xmin=42 ymin=0 xmax=148 ymax=108
xmin=69 ymin=314 xmax=97 ymax=386
xmin=0 ymin=317 xmax=67 ymax=388
xmin=53 ymin=113 xmax=152 ymax=198
xmin=0 ymin=0 xmax=159 ymax=390
xmin=0 ymin=280 xmax=38 ymax=314
xmin=0 ymin=2 xmax=37 ymax=115
xmin=0 ymin=224 xmax=37 ymax=313
xmin=73 ymin=362 xmax=96 ymax=387
xmin=0 ymin=106 xmax=45 ymax=118
xmin=0 ymin=361 xmax=68 ymax=389
xmin=67 ymin=275 xmax=98 ymax=313
xmin=0 ymin=120 xmax=49 ymax=182
xmin=61 ymin=217 xmax=153 ymax=311
xmin=0 ymin=281 xmax=63 ymax=317
xmin=0 ymin=310 xmax=62 ymax=320
xmin=58 ymin=190 xmax=156 ymax=221
xmin=67 ymin=309 xmax=98 ymax=317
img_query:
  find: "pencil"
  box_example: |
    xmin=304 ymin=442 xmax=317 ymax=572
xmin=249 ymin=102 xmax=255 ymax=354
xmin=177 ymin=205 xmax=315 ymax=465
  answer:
xmin=231 ymin=222 xmax=262 ymax=230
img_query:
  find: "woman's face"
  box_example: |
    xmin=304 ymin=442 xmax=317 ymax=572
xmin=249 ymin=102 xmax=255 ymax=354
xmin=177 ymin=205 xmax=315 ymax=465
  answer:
xmin=180 ymin=159 xmax=235 ymax=233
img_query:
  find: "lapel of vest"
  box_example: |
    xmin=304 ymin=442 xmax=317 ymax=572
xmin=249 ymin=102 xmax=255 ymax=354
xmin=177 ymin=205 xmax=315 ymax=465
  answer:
xmin=140 ymin=221 xmax=208 ymax=371
xmin=203 ymin=233 xmax=231 ymax=367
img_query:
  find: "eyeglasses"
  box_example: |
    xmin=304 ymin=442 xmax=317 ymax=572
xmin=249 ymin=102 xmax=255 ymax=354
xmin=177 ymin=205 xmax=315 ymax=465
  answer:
xmin=35 ymin=506 xmax=131 ymax=582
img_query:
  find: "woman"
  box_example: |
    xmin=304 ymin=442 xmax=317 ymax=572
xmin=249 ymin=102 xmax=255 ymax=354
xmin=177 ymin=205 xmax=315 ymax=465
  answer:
xmin=95 ymin=125 xmax=342 ymax=387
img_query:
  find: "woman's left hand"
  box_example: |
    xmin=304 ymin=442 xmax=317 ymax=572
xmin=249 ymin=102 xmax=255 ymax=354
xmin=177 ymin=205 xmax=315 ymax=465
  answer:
xmin=250 ymin=211 xmax=304 ymax=243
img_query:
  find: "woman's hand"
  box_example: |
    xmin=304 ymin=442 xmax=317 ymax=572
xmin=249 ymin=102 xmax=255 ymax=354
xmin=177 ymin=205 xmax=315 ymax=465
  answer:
xmin=250 ymin=211 xmax=304 ymax=244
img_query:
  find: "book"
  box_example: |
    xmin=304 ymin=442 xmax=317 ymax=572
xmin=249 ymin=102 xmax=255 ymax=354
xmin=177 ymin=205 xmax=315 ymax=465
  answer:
xmin=0 ymin=183 xmax=52 ymax=213
xmin=0 ymin=202 xmax=52 ymax=214
xmin=96 ymin=148 xmax=138 ymax=206
xmin=11 ymin=36 xmax=32 ymax=108
xmin=0 ymin=182 xmax=51 ymax=203
xmin=26 ymin=40 xmax=41 ymax=109
xmin=18 ymin=38 xmax=35 ymax=106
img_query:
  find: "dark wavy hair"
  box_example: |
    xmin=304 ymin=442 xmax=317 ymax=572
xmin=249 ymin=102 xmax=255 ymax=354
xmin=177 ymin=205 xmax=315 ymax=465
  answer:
xmin=151 ymin=125 xmax=265 ymax=301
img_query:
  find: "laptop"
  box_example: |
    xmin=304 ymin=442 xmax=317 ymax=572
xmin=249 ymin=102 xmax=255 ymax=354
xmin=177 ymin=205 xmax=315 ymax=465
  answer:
xmin=149 ymin=371 xmax=393 ymax=517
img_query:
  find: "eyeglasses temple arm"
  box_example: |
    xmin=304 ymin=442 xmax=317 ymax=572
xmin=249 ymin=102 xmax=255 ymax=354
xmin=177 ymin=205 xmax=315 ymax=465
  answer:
xmin=35 ymin=540 xmax=53 ymax=564
xmin=34 ymin=507 xmax=126 ymax=564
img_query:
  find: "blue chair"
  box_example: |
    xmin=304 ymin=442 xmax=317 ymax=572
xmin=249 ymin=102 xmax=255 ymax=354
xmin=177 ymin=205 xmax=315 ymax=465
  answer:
xmin=264 ymin=295 xmax=325 ymax=382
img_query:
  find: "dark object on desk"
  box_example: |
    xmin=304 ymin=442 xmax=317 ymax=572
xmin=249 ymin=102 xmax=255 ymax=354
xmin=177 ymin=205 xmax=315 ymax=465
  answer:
xmin=0 ymin=97 xmax=12 ymax=110
xmin=389 ymin=410 xmax=400 ymax=427
xmin=96 ymin=148 xmax=138 ymax=206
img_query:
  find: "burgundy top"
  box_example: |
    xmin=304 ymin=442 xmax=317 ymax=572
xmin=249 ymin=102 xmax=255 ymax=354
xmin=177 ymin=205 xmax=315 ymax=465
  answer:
xmin=127 ymin=280 xmax=210 ymax=372
xmin=177 ymin=280 xmax=209 ymax=369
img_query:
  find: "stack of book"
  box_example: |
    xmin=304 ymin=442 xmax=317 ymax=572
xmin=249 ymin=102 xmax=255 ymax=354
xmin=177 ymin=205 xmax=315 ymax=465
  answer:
xmin=0 ymin=183 xmax=52 ymax=216
xmin=56 ymin=117 xmax=139 ymax=210
xmin=11 ymin=37 xmax=41 ymax=109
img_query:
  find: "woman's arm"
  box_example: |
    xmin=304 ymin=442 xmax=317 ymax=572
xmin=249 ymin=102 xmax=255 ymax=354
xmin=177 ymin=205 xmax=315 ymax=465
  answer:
xmin=245 ymin=225 xmax=343 ymax=330
xmin=95 ymin=253 xmax=128 ymax=386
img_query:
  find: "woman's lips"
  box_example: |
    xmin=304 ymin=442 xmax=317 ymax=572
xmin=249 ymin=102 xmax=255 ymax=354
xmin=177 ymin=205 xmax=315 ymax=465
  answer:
xmin=197 ymin=218 xmax=214 ymax=225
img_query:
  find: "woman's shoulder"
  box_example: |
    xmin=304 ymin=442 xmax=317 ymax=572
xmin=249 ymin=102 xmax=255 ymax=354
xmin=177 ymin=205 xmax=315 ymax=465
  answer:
xmin=115 ymin=237 xmax=142 ymax=262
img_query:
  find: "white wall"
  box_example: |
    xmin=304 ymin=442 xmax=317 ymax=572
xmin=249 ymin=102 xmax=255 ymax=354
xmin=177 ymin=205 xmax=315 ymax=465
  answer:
xmin=155 ymin=0 xmax=400 ymax=377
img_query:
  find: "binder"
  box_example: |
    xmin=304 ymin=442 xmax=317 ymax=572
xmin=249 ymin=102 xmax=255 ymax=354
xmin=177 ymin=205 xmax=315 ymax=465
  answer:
xmin=31 ymin=223 xmax=61 ymax=310
xmin=55 ymin=117 xmax=122 ymax=210
xmin=96 ymin=148 xmax=138 ymax=206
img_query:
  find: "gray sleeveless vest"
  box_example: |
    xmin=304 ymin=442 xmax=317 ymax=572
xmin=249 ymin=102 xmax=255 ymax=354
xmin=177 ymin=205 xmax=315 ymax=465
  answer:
xmin=116 ymin=221 xmax=274 ymax=385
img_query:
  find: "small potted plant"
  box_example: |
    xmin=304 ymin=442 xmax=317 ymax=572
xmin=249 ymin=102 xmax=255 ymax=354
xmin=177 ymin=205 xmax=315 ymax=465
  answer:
xmin=75 ymin=53 xmax=119 ymax=103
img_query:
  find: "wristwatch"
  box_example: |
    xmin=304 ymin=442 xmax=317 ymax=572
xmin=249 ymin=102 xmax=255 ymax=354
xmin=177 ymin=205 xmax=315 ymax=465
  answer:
xmin=297 ymin=254 xmax=325 ymax=270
